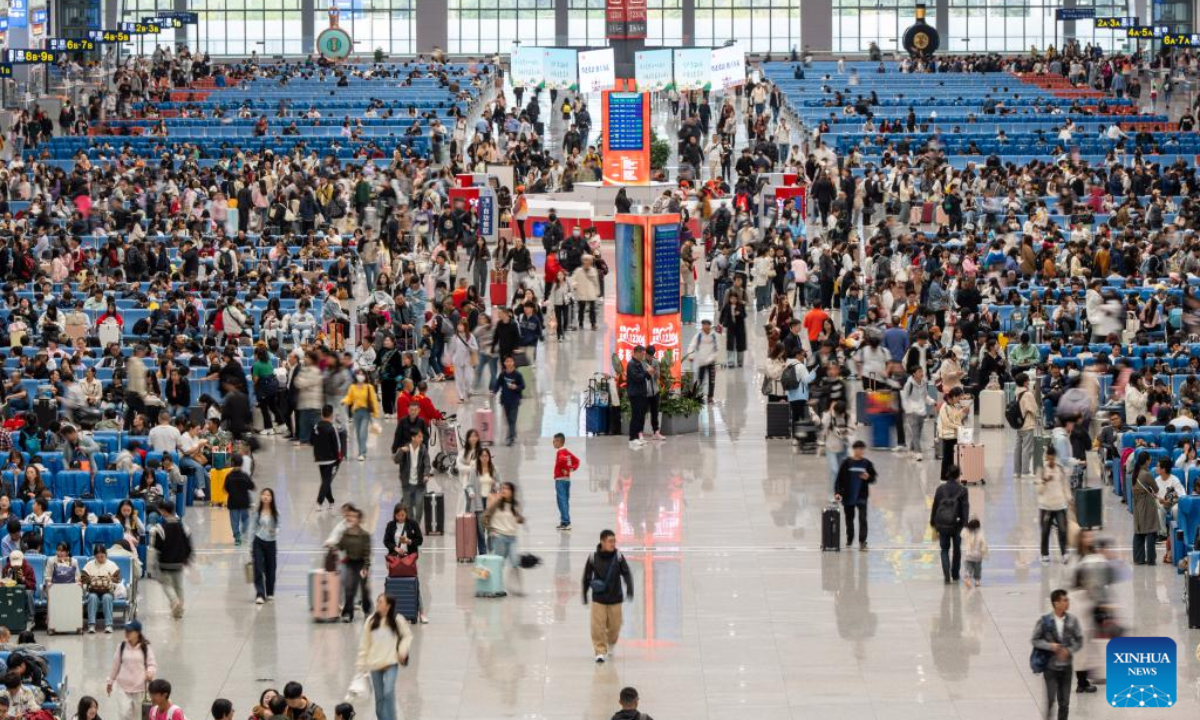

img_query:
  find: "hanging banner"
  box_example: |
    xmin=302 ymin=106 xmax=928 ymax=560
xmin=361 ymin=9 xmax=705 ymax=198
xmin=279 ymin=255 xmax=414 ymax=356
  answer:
xmin=510 ymin=45 xmax=544 ymax=88
xmin=578 ymin=48 xmax=616 ymax=94
xmin=9 ymin=0 xmax=26 ymax=29
xmin=710 ymin=44 xmax=746 ymax=90
xmin=542 ymin=48 xmax=578 ymax=91
xmin=606 ymin=0 xmax=628 ymax=39
xmin=635 ymin=49 xmax=673 ymax=92
xmin=673 ymin=48 xmax=711 ymax=91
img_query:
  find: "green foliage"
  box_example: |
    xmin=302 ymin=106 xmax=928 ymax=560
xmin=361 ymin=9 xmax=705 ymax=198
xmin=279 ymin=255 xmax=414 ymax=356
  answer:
xmin=374 ymin=48 xmax=386 ymax=63
xmin=650 ymin=131 xmax=671 ymax=170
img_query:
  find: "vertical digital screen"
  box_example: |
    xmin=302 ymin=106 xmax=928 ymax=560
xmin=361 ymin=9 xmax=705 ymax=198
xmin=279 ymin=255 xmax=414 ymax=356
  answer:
xmin=616 ymin=222 xmax=645 ymax=316
xmin=651 ymin=223 xmax=680 ymax=316
xmin=608 ymin=93 xmax=645 ymax=151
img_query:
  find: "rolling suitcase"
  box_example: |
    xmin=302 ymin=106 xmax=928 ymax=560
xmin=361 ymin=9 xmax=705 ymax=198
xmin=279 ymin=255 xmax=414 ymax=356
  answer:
xmin=384 ymin=576 xmax=420 ymax=623
xmin=209 ymin=468 xmax=231 ymax=506
xmin=489 ymin=269 xmax=508 ymax=307
xmin=456 ymin=513 xmax=477 ymax=563
xmin=585 ymin=404 xmax=608 ymax=435
xmin=47 ymin=582 xmax=83 ymax=634
xmin=34 ymin=398 xmax=57 ymax=427
xmin=957 ymin=443 xmax=986 ymax=484
xmin=0 ymin=585 xmax=30 ymax=632
xmin=474 ymin=554 xmax=507 ymax=597
xmin=979 ymin=389 xmax=1005 ymax=427
xmin=423 ymin=492 xmax=445 ymax=536
xmin=681 ymin=295 xmax=697 ymax=324
xmin=605 ymin=404 xmax=623 ymax=436
xmin=1188 ymin=552 xmax=1200 ymax=629
xmin=1075 ymin=487 xmax=1102 ymax=529
xmin=921 ymin=201 xmax=936 ymax=224
xmin=309 ymin=569 xmax=341 ymax=622
xmin=474 ymin=408 xmax=495 ymax=444
xmin=766 ymin=401 xmax=792 ymax=439
xmin=821 ymin=506 xmax=841 ymax=551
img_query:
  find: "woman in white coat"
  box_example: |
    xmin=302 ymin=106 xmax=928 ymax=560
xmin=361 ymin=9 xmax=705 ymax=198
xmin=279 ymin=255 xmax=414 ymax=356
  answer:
xmin=570 ymin=255 xmax=601 ymax=330
xmin=446 ymin=319 xmax=479 ymax=404
xmin=354 ymin=594 xmax=413 ymax=720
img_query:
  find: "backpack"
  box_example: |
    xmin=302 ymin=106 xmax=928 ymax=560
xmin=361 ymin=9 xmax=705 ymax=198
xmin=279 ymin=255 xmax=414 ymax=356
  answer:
xmin=1005 ymin=390 xmax=1028 ymax=429
xmin=933 ymin=485 xmax=963 ymax=532
xmin=781 ymin=363 xmax=801 ymax=391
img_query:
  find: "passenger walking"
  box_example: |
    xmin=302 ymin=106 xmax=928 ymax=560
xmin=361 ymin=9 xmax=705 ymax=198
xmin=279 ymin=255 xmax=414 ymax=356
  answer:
xmin=354 ymin=594 xmax=413 ymax=720
xmin=582 ymin=529 xmax=634 ymax=664
xmin=490 ymin=355 xmax=526 ymax=446
xmin=1030 ymin=589 xmax=1083 ymax=720
xmin=106 ymin=622 xmax=156 ymax=720
xmin=833 ymin=441 xmax=877 ymax=551
xmin=341 ymin=371 xmax=381 ymax=461
xmin=930 ymin=467 xmax=970 ymax=584
xmin=1038 ymin=448 xmax=1072 ymax=564
xmin=249 ymin=488 xmax=279 ymax=604
xmin=482 ymin=481 xmax=525 ymax=594
xmin=962 ymin=517 xmax=988 ymax=588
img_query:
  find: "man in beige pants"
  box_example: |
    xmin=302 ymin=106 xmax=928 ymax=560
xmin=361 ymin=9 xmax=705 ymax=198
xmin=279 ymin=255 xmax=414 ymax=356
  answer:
xmin=582 ymin=529 xmax=634 ymax=664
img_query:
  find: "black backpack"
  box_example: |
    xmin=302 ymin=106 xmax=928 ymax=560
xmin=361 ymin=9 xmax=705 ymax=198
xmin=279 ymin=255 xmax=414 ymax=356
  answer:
xmin=1005 ymin=390 xmax=1027 ymax=429
xmin=933 ymin=486 xmax=963 ymax=532
xmin=781 ymin=363 xmax=801 ymax=391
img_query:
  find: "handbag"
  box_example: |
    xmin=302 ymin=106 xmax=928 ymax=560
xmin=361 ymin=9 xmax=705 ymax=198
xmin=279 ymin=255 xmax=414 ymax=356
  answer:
xmin=386 ymin=552 xmax=418 ymax=578
xmin=1029 ymin=615 xmax=1055 ymax=674
xmin=345 ymin=673 xmax=370 ymax=703
xmin=512 ymin=349 xmax=531 ymax=368
xmin=243 ymin=560 xmax=254 ymax=584
xmin=139 ymin=690 xmax=154 ymax=720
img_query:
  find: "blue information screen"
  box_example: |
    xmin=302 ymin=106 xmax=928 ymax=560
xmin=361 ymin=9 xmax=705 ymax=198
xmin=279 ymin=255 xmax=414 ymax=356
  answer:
xmin=608 ymin=93 xmax=645 ymax=151
xmin=651 ymin=223 xmax=681 ymax=316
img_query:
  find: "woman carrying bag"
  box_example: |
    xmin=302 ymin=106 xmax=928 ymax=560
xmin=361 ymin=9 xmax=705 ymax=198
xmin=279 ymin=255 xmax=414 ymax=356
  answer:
xmin=105 ymin=620 xmax=156 ymax=720
xmin=352 ymin=594 xmax=413 ymax=720
xmin=383 ymin=504 xmax=428 ymax=624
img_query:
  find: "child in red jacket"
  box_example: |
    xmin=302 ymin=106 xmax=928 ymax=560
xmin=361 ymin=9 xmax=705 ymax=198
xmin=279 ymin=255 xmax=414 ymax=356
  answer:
xmin=552 ymin=432 xmax=580 ymax=531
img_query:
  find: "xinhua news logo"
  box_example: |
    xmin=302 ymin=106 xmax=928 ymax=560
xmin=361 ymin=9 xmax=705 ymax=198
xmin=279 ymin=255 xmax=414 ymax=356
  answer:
xmin=1107 ymin=637 xmax=1177 ymax=708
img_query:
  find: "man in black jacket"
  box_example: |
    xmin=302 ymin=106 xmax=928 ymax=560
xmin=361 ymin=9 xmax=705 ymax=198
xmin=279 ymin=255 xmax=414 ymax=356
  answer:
xmin=930 ymin=467 xmax=971 ymax=583
xmin=220 ymin=380 xmax=251 ymax=441
xmin=625 ymin=346 xmax=651 ymax=449
xmin=312 ymin=405 xmax=342 ymax=510
xmin=224 ymin=455 xmax=256 ymax=547
xmin=491 ymin=308 xmax=521 ymax=360
xmin=395 ymin=427 xmax=432 ymax=524
xmin=834 ymin=441 xmax=878 ymax=550
xmin=582 ymin=529 xmax=634 ymax=664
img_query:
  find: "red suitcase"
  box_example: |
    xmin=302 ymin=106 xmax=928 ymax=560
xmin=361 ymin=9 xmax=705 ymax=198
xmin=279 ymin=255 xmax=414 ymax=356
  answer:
xmin=490 ymin=281 xmax=508 ymax=307
xmin=921 ymin=201 xmax=936 ymax=224
xmin=455 ymin=513 xmax=477 ymax=563
xmin=957 ymin=443 xmax=986 ymax=485
xmin=474 ymin=407 xmax=494 ymax=444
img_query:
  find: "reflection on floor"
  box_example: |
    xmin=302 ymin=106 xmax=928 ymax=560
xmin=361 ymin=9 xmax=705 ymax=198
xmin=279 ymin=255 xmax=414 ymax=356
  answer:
xmin=46 ymin=284 xmax=1200 ymax=720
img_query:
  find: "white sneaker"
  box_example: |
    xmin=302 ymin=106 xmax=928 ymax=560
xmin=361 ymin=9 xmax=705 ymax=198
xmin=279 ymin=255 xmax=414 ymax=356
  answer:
xmin=629 ymin=440 xmax=644 ymax=450
xmin=1040 ymin=556 xmax=1050 ymax=566
xmin=357 ymin=454 xmax=365 ymax=462
xmin=652 ymin=431 xmax=666 ymax=441
xmin=595 ymin=654 xmax=606 ymax=664
xmin=255 ymin=597 xmax=265 ymax=605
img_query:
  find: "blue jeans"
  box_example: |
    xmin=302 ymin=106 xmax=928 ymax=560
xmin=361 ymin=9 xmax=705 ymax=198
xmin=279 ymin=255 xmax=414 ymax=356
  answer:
xmin=363 ymin=262 xmax=379 ymax=292
xmin=490 ymin=533 xmax=518 ymax=567
xmin=827 ymin=449 xmax=847 ymax=491
xmin=353 ymin=408 xmax=371 ymax=456
xmin=179 ymin=456 xmax=208 ymax=500
xmin=297 ymin=408 xmax=319 ymax=443
xmin=230 ymin=508 xmax=249 ymax=542
xmin=370 ymin=665 xmax=399 ymax=720
xmin=474 ymin=353 xmax=498 ymax=392
xmin=87 ymin=591 xmax=113 ymax=628
xmin=555 ymin=479 xmax=571 ymax=526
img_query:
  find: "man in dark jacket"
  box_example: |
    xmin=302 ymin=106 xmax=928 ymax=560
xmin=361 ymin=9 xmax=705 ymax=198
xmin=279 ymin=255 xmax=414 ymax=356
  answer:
xmin=611 ymin=687 xmax=652 ymax=720
xmin=582 ymin=529 xmax=634 ymax=664
xmin=625 ymin=346 xmax=651 ymax=449
xmin=930 ymin=467 xmax=970 ymax=583
xmin=224 ymin=456 xmax=256 ymax=547
xmin=394 ymin=427 xmax=432 ymax=524
xmin=221 ymin=381 xmax=251 ymax=441
xmin=833 ymin=441 xmax=878 ymax=550
xmin=491 ymin=308 xmax=521 ymax=360
xmin=150 ymin=499 xmax=193 ymax=618
xmin=541 ymin=210 xmax=564 ymax=254
xmin=312 ymin=405 xmax=342 ymax=509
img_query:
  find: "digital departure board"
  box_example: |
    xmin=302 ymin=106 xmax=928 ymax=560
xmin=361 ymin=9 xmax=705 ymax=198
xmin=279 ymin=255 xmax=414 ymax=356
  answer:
xmin=651 ymin=223 xmax=681 ymax=316
xmin=607 ymin=92 xmax=646 ymax=152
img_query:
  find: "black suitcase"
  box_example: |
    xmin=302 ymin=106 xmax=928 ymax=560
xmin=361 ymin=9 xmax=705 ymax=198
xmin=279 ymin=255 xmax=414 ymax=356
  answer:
xmin=34 ymin=398 xmax=57 ymax=427
xmin=605 ymin=404 xmax=623 ymax=436
xmin=1075 ymin=487 xmax=1102 ymax=529
xmin=766 ymin=401 xmax=792 ymax=439
xmin=1188 ymin=572 xmax=1200 ymax=629
xmin=821 ymin=506 xmax=841 ymax=551
xmin=423 ymin=492 xmax=445 ymax=536
xmin=384 ymin=576 xmax=420 ymax=623
xmin=0 ymin=585 xmax=29 ymax=632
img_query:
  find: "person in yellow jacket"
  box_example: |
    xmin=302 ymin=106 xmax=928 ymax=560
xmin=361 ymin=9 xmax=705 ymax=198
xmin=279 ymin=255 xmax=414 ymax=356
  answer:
xmin=342 ymin=371 xmax=381 ymax=461
xmin=354 ymin=594 xmax=413 ymax=720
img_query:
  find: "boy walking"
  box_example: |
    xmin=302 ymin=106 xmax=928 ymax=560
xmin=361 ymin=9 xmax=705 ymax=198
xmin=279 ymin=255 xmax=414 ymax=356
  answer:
xmin=552 ymin=432 xmax=580 ymax=531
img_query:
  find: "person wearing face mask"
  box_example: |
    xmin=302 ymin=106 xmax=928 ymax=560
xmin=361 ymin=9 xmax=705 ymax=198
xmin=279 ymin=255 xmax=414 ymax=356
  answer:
xmin=341 ymin=370 xmax=381 ymax=462
xmin=560 ymin=226 xmax=587 ymax=275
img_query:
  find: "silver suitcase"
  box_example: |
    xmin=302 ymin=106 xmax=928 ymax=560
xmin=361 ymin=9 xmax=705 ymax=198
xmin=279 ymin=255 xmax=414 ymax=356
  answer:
xmin=48 ymin=582 xmax=84 ymax=635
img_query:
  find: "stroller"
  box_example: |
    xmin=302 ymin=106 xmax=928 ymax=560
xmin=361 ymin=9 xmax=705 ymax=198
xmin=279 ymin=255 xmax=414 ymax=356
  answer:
xmin=429 ymin=414 xmax=460 ymax=475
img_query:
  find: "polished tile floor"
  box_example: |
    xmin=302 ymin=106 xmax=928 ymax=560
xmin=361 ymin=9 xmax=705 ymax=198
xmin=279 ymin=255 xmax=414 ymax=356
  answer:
xmin=44 ymin=271 xmax=1200 ymax=720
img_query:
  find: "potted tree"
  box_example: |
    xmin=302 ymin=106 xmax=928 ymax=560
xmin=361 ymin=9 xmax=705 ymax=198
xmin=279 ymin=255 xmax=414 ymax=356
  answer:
xmin=656 ymin=351 xmax=702 ymax=435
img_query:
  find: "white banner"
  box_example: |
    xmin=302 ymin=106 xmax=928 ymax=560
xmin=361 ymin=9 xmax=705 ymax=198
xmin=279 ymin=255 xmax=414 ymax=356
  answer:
xmin=578 ymin=47 xmax=616 ymax=94
xmin=510 ymin=45 xmax=544 ymax=87
xmin=542 ymin=48 xmax=579 ymax=90
xmin=673 ymin=48 xmax=711 ymax=91
xmin=710 ymin=44 xmax=746 ymax=90
xmin=635 ymin=49 xmax=673 ymax=91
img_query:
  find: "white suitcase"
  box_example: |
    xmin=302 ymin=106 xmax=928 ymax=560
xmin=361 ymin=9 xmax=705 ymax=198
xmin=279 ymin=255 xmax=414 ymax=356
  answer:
xmin=98 ymin=319 xmax=121 ymax=349
xmin=979 ymin=388 xmax=1005 ymax=427
xmin=47 ymin=582 xmax=84 ymax=635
